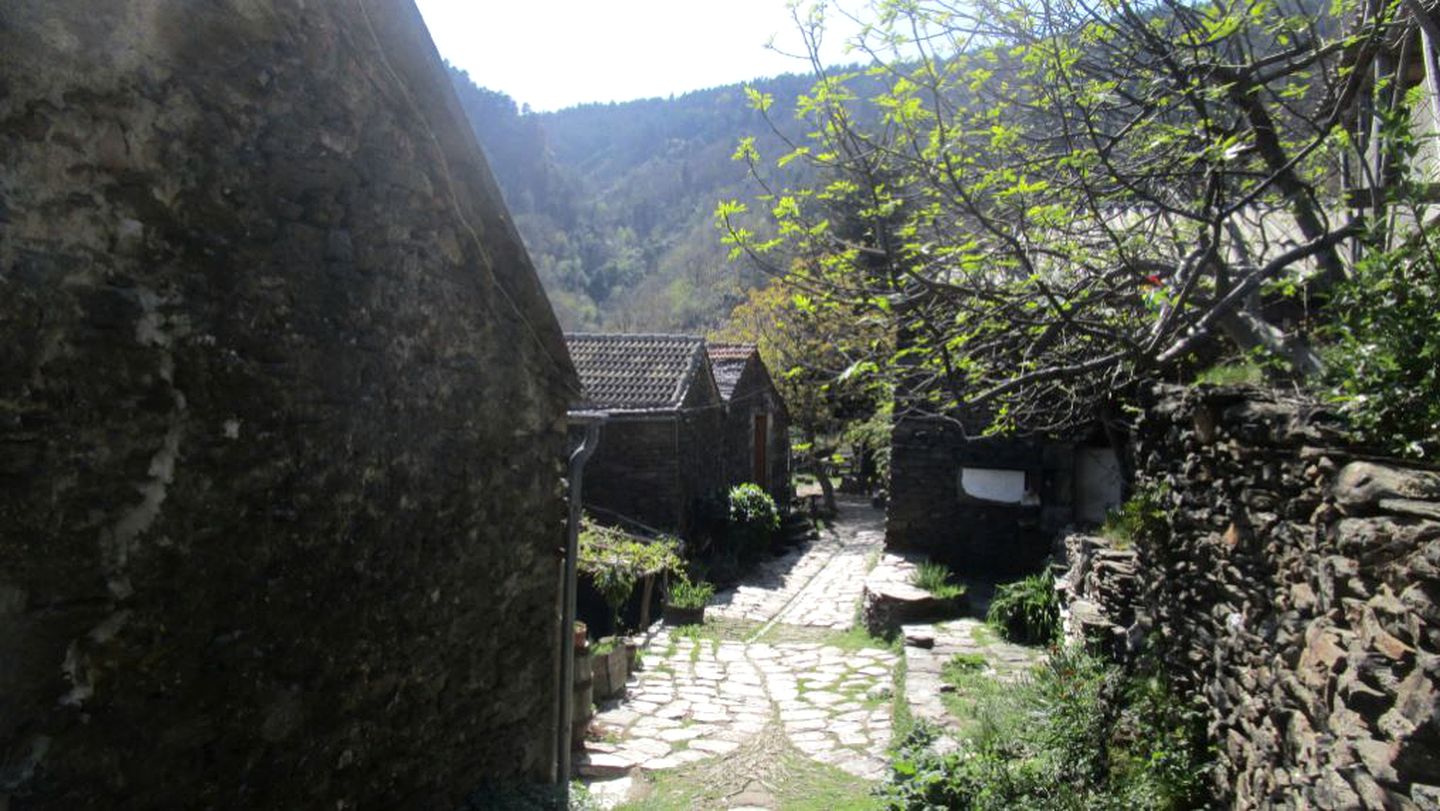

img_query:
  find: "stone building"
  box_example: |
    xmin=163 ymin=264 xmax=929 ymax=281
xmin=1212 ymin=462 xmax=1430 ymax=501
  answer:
xmin=886 ymin=417 xmax=1124 ymax=576
xmin=708 ymin=343 xmax=792 ymax=508
xmin=566 ymin=334 xmax=727 ymax=535
xmin=1 ymin=1 xmax=577 ymax=807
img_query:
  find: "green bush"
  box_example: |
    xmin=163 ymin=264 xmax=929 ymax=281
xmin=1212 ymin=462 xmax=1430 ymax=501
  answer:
xmin=727 ymin=482 xmax=781 ymax=560
xmin=986 ymin=572 xmax=1060 ymax=645
xmin=910 ymin=561 xmax=967 ymax=600
xmin=578 ymin=517 xmax=681 ymax=633
xmin=1322 ymin=228 xmax=1440 ymax=460
xmin=1100 ymin=487 xmax=1168 ymax=549
xmin=877 ymin=647 xmax=1212 ymax=810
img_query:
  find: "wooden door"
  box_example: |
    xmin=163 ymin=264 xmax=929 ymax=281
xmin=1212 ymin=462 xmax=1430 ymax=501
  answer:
xmin=753 ymin=413 xmax=768 ymax=489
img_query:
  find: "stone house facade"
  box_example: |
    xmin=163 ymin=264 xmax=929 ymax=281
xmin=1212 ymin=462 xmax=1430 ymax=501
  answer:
xmin=708 ymin=343 xmax=792 ymax=508
xmin=886 ymin=416 xmax=1124 ymax=576
xmin=1 ymin=1 xmax=577 ymax=807
xmin=566 ymin=334 xmax=728 ymax=535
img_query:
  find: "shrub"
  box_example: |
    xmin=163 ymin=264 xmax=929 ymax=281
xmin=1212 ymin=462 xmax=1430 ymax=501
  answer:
xmin=1322 ymin=226 xmax=1440 ymax=460
xmin=590 ymin=564 xmax=635 ymax=635
xmin=910 ymin=561 xmax=967 ymax=600
xmin=986 ymin=572 xmax=1060 ymax=645
xmin=1100 ymin=486 xmax=1168 ymax=549
xmin=877 ymin=647 xmax=1212 ymax=810
xmin=727 ymin=482 xmax=780 ymax=560
xmin=578 ymin=517 xmax=681 ymax=633
xmin=667 ymin=573 xmax=715 ymax=610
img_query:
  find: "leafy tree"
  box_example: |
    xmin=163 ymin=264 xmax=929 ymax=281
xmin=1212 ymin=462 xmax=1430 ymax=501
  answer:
xmin=712 ymin=278 xmax=892 ymax=512
xmin=720 ymin=0 xmax=1416 ymax=434
xmin=1321 ymin=89 xmax=1440 ymax=459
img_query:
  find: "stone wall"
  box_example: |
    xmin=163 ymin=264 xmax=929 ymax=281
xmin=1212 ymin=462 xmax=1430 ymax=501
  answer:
xmin=720 ymin=363 xmax=791 ymax=508
xmin=1057 ymin=533 xmax=1143 ymax=659
xmin=676 ymin=381 xmax=728 ymax=537
xmin=0 ymin=1 xmax=576 ymax=807
xmin=1094 ymin=384 xmax=1440 ymax=808
xmin=585 ymin=418 xmax=684 ymax=531
xmin=886 ymin=418 xmax=1075 ymax=576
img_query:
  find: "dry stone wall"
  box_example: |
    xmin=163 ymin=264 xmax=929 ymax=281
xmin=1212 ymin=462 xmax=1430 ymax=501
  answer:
xmin=1102 ymin=384 xmax=1440 ymax=808
xmin=1 ymin=1 xmax=575 ymax=807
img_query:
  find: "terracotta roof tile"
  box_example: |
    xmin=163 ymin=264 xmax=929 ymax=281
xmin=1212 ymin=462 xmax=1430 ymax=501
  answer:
xmin=565 ymin=333 xmax=707 ymax=411
xmin=706 ymin=343 xmax=757 ymax=402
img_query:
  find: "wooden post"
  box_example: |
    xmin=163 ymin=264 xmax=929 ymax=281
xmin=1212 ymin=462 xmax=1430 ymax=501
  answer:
xmin=639 ymin=573 xmax=655 ymax=630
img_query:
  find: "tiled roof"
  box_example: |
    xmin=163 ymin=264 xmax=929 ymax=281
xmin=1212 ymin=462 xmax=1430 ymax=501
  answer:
xmin=565 ymin=333 xmax=708 ymax=411
xmin=707 ymin=343 xmax=757 ymax=401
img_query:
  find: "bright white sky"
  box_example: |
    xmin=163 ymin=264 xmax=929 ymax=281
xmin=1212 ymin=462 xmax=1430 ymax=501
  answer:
xmin=414 ymin=0 xmax=867 ymax=112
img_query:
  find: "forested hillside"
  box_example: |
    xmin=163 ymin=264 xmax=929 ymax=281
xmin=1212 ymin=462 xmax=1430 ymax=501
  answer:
xmin=449 ymin=67 xmax=822 ymax=331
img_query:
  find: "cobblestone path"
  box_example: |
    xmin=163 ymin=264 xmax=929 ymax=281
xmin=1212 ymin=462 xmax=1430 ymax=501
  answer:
xmin=902 ymin=617 xmax=1043 ymax=734
xmin=708 ymin=496 xmax=885 ymax=631
xmin=580 ymin=497 xmax=896 ymax=794
xmin=586 ymin=636 xmax=897 ymax=780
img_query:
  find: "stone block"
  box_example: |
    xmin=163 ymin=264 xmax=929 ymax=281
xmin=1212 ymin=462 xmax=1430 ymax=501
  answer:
xmin=1334 ymin=463 xmax=1440 ymax=514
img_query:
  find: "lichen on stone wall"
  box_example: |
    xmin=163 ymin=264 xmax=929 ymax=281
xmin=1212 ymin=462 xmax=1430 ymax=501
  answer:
xmin=0 ymin=0 xmax=577 ymax=807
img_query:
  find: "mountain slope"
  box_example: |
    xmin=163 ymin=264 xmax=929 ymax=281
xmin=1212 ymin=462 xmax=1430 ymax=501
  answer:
xmin=449 ymin=68 xmax=822 ymax=331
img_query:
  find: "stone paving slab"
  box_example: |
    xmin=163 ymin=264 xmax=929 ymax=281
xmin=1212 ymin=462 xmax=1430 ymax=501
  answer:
xmin=902 ymin=617 xmax=1043 ymax=735
xmin=710 ymin=498 xmax=885 ymax=629
xmin=589 ymin=633 xmax=898 ymax=781
xmin=581 ymin=498 xmax=896 ymax=797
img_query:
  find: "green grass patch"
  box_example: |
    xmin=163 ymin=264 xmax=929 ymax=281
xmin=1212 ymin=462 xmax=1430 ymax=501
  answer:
xmin=909 ymin=561 xmax=966 ymax=600
xmin=889 ymin=655 xmax=915 ymax=747
xmin=878 ymin=647 xmax=1213 ymax=810
xmin=1192 ymin=359 xmax=1266 ymax=386
xmin=942 ymin=652 xmax=987 ymax=677
xmin=937 ymin=667 xmax=1016 ymax=739
xmin=752 ymin=622 xmax=896 ymax=652
xmin=616 ymin=725 xmax=879 ymax=811
xmin=674 ymin=615 xmax=763 ymax=643
xmin=986 ymin=572 xmax=1059 ymax=645
xmin=968 ymin=623 xmax=998 ymax=647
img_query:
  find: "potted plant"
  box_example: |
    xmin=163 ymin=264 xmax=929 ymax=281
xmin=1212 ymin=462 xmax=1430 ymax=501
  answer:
xmin=663 ymin=574 xmax=715 ymax=626
xmin=590 ymin=635 xmax=630 ymax=700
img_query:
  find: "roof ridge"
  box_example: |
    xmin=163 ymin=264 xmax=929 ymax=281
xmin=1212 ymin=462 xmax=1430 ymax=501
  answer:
xmin=565 ymin=332 xmax=704 ymax=342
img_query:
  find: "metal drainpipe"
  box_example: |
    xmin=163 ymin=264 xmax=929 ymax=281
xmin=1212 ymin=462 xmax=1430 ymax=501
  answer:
xmin=559 ymin=411 xmax=605 ymax=801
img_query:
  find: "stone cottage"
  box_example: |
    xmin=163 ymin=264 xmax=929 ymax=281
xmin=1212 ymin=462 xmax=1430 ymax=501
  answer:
xmin=566 ymin=334 xmax=727 ymax=535
xmin=708 ymin=343 xmax=792 ymax=508
xmin=1 ymin=1 xmax=577 ymax=807
xmin=887 ymin=415 xmax=1124 ymax=576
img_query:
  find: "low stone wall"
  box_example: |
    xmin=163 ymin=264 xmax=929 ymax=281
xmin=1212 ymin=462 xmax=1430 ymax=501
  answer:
xmin=1056 ymin=534 xmax=1143 ymax=659
xmin=861 ymin=553 xmax=968 ymax=637
xmin=1102 ymin=384 xmax=1440 ymax=808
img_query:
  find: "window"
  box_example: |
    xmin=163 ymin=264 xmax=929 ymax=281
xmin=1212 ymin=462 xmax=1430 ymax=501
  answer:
xmin=958 ymin=467 xmax=1028 ymax=504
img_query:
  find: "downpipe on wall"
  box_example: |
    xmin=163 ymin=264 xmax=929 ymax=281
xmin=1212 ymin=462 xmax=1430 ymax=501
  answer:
xmin=558 ymin=411 xmax=605 ymax=799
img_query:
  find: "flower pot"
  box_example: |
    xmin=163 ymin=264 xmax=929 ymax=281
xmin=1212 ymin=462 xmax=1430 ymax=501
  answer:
xmin=663 ymin=604 xmax=706 ymax=626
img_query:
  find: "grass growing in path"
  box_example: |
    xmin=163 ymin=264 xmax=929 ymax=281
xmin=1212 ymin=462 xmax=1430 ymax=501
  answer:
xmin=670 ymin=616 xmax=763 ymax=646
xmin=751 ymin=621 xmax=898 ymax=654
xmin=909 ymin=562 xmax=966 ymax=600
xmin=615 ymin=723 xmax=879 ymax=811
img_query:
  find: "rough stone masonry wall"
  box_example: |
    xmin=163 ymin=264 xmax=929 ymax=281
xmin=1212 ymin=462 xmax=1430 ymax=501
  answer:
xmin=1126 ymin=384 xmax=1440 ymax=809
xmin=0 ymin=2 xmax=576 ymax=808
xmin=887 ymin=418 xmax=1072 ymax=576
